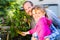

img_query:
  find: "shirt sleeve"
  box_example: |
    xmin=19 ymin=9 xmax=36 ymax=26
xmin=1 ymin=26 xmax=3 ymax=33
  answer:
xmin=44 ymin=24 xmax=59 ymax=39
xmin=46 ymin=9 xmax=60 ymax=28
xmin=28 ymin=23 xmax=39 ymax=34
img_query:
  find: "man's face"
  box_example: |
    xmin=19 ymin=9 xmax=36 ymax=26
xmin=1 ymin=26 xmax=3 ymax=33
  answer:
xmin=23 ymin=2 xmax=33 ymax=16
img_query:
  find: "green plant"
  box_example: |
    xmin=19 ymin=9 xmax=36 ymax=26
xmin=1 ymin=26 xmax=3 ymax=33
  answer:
xmin=0 ymin=0 xmax=32 ymax=40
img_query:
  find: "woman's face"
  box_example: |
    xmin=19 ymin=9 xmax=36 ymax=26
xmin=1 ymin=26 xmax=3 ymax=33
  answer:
xmin=32 ymin=9 xmax=41 ymax=18
xmin=32 ymin=8 xmax=45 ymax=20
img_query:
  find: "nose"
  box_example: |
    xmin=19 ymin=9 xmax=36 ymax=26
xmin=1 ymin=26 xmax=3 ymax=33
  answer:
xmin=27 ymin=9 xmax=31 ymax=13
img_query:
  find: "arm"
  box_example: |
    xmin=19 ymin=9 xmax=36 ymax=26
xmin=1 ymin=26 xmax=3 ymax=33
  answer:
xmin=46 ymin=9 xmax=60 ymax=28
xmin=28 ymin=21 xmax=39 ymax=34
xmin=28 ymin=17 xmax=51 ymax=35
xmin=45 ymin=24 xmax=59 ymax=39
xmin=20 ymin=24 xmax=38 ymax=36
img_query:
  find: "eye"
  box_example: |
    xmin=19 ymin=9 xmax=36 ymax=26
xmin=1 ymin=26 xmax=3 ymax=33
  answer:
xmin=25 ymin=7 xmax=31 ymax=10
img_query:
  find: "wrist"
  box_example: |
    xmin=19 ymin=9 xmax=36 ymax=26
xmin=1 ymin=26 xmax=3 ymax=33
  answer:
xmin=26 ymin=31 xmax=30 ymax=34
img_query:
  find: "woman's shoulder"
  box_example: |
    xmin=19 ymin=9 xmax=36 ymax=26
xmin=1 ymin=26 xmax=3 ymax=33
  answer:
xmin=39 ymin=16 xmax=48 ymax=21
xmin=38 ymin=16 xmax=52 ymax=24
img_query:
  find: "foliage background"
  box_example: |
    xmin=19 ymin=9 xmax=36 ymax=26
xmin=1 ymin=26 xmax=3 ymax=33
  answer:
xmin=0 ymin=0 xmax=32 ymax=40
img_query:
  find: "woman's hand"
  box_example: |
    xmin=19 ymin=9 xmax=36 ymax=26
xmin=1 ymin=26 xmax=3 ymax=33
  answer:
xmin=21 ymin=32 xmax=27 ymax=36
xmin=31 ymin=37 xmax=37 ymax=40
xmin=45 ymin=37 xmax=50 ymax=40
xmin=21 ymin=31 xmax=29 ymax=36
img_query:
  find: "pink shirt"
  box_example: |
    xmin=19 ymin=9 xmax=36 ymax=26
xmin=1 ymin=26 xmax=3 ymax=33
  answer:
xmin=29 ymin=17 xmax=52 ymax=40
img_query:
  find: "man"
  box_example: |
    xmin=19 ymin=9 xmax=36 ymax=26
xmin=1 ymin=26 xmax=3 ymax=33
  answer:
xmin=22 ymin=1 xmax=59 ymax=40
xmin=23 ymin=1 xmax=34 ymax=16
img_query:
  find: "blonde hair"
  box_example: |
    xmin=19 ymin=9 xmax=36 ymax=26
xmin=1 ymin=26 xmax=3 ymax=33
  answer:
xmin=31 ymin=6 xmax=48 ymax=17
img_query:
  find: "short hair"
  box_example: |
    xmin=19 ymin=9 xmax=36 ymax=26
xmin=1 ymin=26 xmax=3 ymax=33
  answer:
xmin=23 ymin=1 xmax=33 ymax=7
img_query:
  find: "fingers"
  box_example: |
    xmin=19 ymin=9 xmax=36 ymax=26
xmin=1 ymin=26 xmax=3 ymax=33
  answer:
xmin=16 ymin=29 xmax=27 ymax=36
xmin=45 ymin=37 xmax=50 ymax=40
xmin=21 ymin=32 xmax=27 ymax=36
